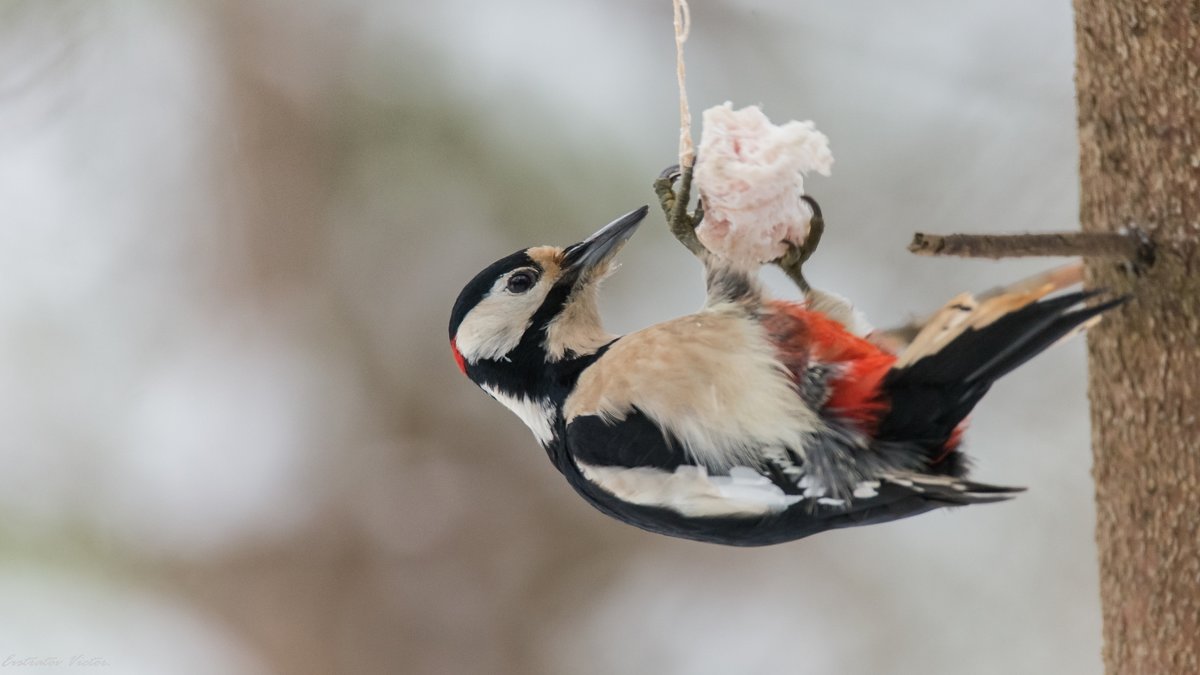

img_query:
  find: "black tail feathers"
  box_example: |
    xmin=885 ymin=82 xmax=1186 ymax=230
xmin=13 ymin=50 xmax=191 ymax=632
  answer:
xmin=876 ymin=291 xmax=1127 ymax=447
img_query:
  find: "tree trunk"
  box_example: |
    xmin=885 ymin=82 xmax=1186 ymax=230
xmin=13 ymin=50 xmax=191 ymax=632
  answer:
xmin=1074 ymin=2 xmax=1200 ymax=673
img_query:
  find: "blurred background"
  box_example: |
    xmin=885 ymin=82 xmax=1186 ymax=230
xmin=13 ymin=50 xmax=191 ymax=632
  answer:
xmin=0 ymin=1 xmax=1100 ymax=673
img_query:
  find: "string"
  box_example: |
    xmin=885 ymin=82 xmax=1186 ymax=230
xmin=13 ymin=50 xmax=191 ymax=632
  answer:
xmin=673 ymin=0 xmax=694 ymax=168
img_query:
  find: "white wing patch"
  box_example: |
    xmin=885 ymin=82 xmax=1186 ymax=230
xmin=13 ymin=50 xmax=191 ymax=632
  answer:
xmin=481 ymin=383 xmax=556 ymax=446
xmin=853 ymin=480 xmax=881 ymax=499
xmin=575 ymin=459 xmax=987 ymax=517
xmin=577 ymin=461 xmax=802 ymax=518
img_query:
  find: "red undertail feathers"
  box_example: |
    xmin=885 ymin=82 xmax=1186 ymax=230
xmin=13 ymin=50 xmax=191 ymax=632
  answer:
xmin=763 ymin=300 xmax=895 ymax=431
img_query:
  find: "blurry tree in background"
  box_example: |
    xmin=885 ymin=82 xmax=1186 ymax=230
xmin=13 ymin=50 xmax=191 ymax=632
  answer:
xmin=0 ymin=1 xmax=1141 ymax=674
xmin=1074 ymin=0 xmax=1200 ymax=672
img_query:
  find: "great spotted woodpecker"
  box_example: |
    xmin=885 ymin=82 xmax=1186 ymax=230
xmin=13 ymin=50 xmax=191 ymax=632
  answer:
xmin=448 ymin=204 xmax=1120 ymax=546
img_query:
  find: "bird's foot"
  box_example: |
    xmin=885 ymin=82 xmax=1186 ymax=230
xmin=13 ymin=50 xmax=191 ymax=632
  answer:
xmin=773 ymin=195 xmax=825 ymax=293
xmin=653 ymin=163 xmax=706 ymax=256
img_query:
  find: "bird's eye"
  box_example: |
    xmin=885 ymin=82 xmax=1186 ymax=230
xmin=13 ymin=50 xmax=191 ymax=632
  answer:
xmin=506 ymin=269 xmax=538 ymax=294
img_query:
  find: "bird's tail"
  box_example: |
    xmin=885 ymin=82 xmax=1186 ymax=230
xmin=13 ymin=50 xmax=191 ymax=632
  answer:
xmin=874 ymin=284 xmax=1126 ymax=451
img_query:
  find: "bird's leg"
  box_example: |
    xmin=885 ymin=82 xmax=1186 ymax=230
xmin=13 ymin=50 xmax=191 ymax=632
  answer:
xmin=653 ymin=164 xmax=680 ymax=218
xmin=654 ymin=163 xmax=706 ymax=256
xmin=773 ymin=195 xmax=825 ymax=293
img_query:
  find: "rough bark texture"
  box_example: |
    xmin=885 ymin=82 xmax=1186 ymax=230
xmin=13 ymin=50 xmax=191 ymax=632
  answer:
xmin=1074 ymin=2 xmax=1200 ymax=673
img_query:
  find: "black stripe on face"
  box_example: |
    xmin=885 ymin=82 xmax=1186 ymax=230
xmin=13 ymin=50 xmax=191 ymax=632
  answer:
xmin=448 ymin=250 xmax=537 ymax=340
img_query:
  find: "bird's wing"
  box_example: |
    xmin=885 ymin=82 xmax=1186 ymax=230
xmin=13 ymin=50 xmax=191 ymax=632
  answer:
xmin=562 ymin=408 xmax=1020 ymax=545
xmin=561 ymin=307 xmax=826 ymax=471
xmin=566 ymin=408 xmax=803 ymax=519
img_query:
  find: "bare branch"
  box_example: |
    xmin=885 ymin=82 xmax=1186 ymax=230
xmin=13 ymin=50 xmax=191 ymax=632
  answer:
xmin=909 ymin=231 xmax=1149 ymax=262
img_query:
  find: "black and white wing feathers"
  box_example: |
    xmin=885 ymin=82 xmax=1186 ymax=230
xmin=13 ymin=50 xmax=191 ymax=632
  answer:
xmin=558 ymin=409 xmax=1021 ymax=546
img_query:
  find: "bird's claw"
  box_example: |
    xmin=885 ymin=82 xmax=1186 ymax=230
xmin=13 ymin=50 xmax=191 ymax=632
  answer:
xmin=773 ymin=195 xmax=826 ymax=293
xmin=653 ymin=162 xmax=706 ymax=256
xmin=652 ymin=167 xmax=825 ymax=275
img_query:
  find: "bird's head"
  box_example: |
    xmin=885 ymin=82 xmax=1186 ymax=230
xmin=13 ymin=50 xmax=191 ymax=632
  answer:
xmin=449 ymin=205 xmax=648 ymax=393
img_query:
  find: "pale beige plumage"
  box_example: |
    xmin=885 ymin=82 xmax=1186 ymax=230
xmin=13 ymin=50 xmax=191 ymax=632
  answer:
xmin=564 ymin=298 xmax=821 ymax=471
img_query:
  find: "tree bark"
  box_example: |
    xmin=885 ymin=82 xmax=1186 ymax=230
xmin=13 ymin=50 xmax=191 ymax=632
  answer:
xmin=1074 ymin=3 xmax=1200 ymax=673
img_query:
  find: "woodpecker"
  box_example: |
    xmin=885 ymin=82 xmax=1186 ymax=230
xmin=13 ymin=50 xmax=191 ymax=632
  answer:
xmin=448 ymin=205 xmax=1121 ymax=546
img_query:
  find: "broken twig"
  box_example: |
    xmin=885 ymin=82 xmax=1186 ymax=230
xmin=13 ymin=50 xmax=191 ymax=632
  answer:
xmin=909 ymin=231 xmax=1150 ymax=263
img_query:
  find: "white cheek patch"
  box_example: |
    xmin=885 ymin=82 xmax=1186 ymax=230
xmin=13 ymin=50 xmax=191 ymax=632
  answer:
xmin=482 ymin=383 xmax=556 ymax=446
xmin=577 ymin=462 xmax=803 ymax=518
xmin=454 ymin=276 xmax=550 ymax=364
xmin=455 ymin=314 xmax=528 ymax=364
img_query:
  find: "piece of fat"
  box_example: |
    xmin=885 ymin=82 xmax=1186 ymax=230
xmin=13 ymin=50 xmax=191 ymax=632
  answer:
xmin=694 ymin=102 xmax=833 ymax=265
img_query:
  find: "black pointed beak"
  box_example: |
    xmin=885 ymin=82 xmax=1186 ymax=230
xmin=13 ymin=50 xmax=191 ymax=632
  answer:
xmin=561 ymin=205 xmax=648 ymax=281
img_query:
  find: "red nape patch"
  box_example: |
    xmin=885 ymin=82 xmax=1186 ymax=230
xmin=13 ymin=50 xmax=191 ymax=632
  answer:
xmin=764 ymin=300 xmax=897 ymax=431
xmin=450 ymin=338 xmax=467 ymax=375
